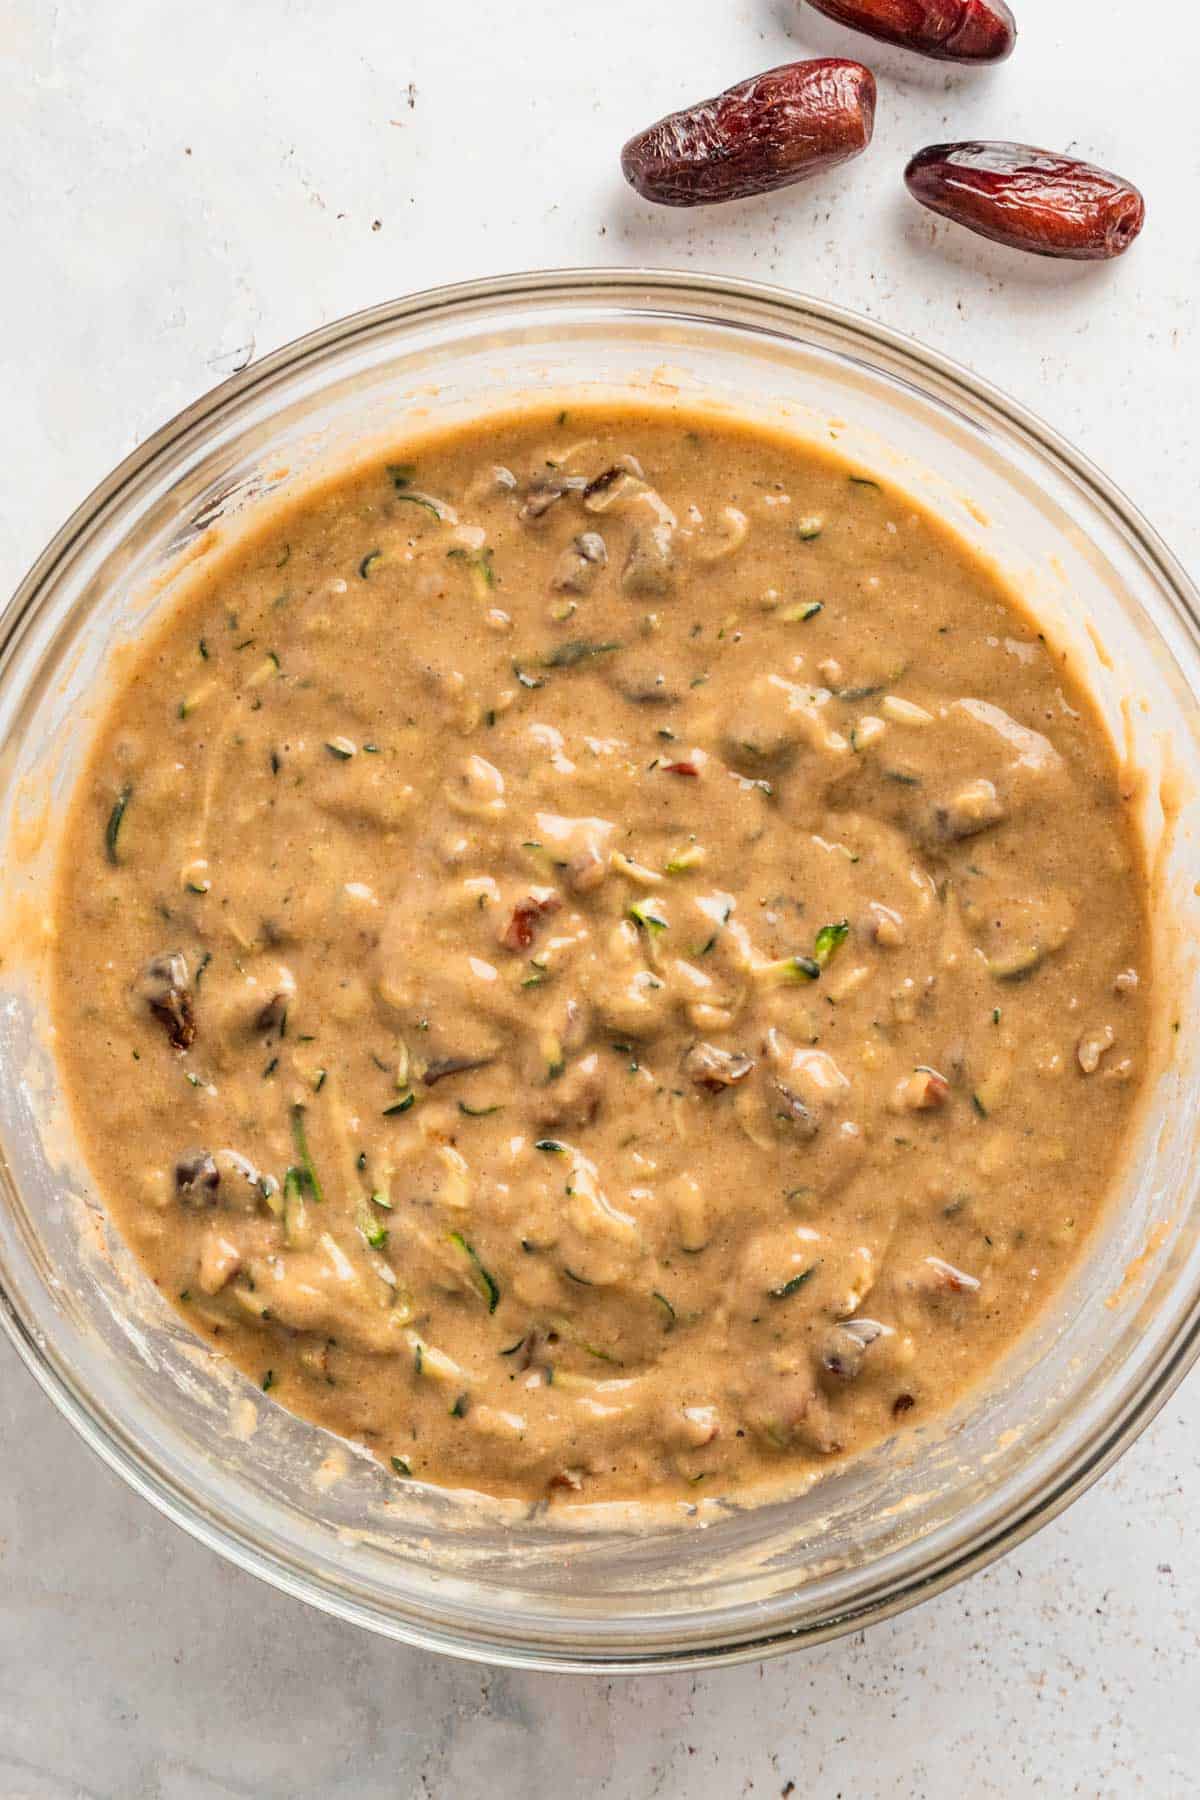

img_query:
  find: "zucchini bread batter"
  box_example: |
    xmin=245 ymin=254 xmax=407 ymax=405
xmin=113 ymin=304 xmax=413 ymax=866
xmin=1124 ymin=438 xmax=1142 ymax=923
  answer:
xmin=53 ymin=404 xmax=1151 ymax=1502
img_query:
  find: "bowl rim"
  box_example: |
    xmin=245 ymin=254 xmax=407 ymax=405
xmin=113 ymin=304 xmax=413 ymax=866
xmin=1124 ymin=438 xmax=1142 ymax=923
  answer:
xmin=4 ymin=264 xmax=1200 ymax=1673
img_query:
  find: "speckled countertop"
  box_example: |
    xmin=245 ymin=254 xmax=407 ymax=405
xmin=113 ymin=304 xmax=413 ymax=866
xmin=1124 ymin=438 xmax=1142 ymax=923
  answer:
xmin=3 ymin=2 xmax=1199 ymax=1794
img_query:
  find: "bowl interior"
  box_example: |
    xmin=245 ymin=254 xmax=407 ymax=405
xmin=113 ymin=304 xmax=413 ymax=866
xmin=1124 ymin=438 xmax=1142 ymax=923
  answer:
xmin=1 ymin=272 xmax=1198 ymax=1670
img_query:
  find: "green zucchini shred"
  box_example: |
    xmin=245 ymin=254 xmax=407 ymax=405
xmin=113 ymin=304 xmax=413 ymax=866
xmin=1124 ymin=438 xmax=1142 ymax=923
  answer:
xmin=813 ymin=920 xmax=849 ymax=968
xmin=105 ymin=785 xmax=132 ymax=865
xmin=447 ymin=545 xmax=495 ymax=595
xmin=769 ymin=1265 xmax=818 ymax=1301
xmin=392 ymin=491 xmax=444 ymax=520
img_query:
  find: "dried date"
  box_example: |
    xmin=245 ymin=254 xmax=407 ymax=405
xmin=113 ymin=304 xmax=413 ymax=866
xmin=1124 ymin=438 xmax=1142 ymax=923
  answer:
xmin=802 ymin=0 xmax=1015 ymax=62
xmin=905 ymin=141 xmax=1145 ymax=259
xmin=621 ymin=59 xmax=876 ymax=208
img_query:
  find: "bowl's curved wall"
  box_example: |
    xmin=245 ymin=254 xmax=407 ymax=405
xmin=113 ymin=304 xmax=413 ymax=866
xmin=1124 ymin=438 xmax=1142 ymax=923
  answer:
xmin=0 ymin=271 xmax=1198 ymax=1670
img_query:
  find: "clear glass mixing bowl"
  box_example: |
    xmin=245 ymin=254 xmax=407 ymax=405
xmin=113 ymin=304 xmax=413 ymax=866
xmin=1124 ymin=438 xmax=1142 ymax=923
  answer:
xmin=1 ymin=270 xmax=1198 ymax=1672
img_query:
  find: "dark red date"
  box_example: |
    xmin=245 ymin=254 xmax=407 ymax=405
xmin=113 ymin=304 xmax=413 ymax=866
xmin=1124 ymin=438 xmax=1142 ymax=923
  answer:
xmin=620 ymin=59 xmax=876 ymax=208
xmin=501 ymin=894 xmax=560 ymax=951
xmin=802 ymin=0 xmax=1015 ymax=62
xmin=905 ymin=141 xmax=1145 ymax=260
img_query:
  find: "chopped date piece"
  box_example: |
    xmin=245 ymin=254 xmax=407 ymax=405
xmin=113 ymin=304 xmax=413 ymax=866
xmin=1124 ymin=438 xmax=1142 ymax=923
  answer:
xmin=254 ymin=991 xmax=290 ymax=1033
xmin=175 ymin=1149 xmax=219 ymax=1205
xmin=581 ymin=465 xmax=645 ymax=514
xmin=684 ymin=1042 xmax=756 ymax=1090
xmin=621 ymin=59 xmax=876 ymax=208
xmin=581 ymin=466 xmax=625 ymax=504
xmin=820 ymin=1316 xmax=884 ymax=1381
xmin=802 ymin=0 xmax=1016 ymax=63
xmin=551 ymin=532 xmax=608 ymax=595
xmin=892 ymin=1392 xmax=916 ymax=1417
xmin=518 ymin=474 xmax=588 ymax=522
xmin=905 ymin=142 xmax=1146 ymax=260
xmin=501 ymin=891 xmax=561 ymax=951
xmin=138 ymin=950 xmax=196 ymax=1051
xmin=1077 ymin=1023 xmax=1115 ymax=1074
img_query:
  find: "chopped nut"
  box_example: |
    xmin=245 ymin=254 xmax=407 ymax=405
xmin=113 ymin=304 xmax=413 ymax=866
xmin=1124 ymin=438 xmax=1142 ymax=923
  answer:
xmin=882 ymin=695 xmax=934 ymax=726
xmin=1077 ymin=1023 xmax=1115 ymax=1074
xmin=137 ymin=951 xmax=196 ymax=1051
xmin=896 ymin=1067 xmax=949 ymax=1110
xmin=933 ymin=777 xmax=1005 ymax=840
xmin=500 ymin=890 xmax=561 ymax=951
xmin=869 ymin=901 xmax=906 ymax=947
xmin=684 ymin=1042 xmax=755 ymax=1090
xmin=197 ymin=1230 xmax=241 ymax=1295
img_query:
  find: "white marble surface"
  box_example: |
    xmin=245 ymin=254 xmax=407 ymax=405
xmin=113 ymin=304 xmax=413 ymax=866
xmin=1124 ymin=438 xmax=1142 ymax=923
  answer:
xmin=3 ymin=1 xmax=1200 ymax=1794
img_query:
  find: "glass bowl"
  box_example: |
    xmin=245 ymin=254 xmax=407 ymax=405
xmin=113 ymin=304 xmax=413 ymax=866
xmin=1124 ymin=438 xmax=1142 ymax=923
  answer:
xmin=1 ymin=269 xmax=1198 ymax=1673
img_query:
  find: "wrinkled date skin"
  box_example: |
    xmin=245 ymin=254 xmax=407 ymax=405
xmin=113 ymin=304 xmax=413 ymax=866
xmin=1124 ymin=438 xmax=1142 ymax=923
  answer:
xmin=621 ymin=59 xmax=876 ymax=207
xmin=905 ymin=142 xmax=1145 ymax=260
xmin=803 ymin=0 xmax=1015 ymax=62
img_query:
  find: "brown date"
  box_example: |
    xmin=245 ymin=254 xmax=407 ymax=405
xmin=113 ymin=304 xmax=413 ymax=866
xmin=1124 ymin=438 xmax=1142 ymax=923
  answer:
xmin=620 ymin=60 xmax=876 ymax=208
xmin=904 ymin=142 xmax=1145 ymax=260
xmin=802 ymin=0 xmax=1015 ymax=62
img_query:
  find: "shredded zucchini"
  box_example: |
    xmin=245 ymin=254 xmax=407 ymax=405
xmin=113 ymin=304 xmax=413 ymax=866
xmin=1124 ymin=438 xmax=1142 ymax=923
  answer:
xmin=448 ymin=1231 xmax=500 ymax=1313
